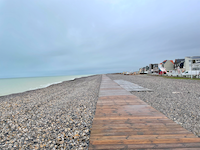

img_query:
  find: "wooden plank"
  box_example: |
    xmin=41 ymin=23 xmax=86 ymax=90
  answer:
xmin=91 ymin=124 xmax=184 ymax=130
xmin=90 ymin=131 xmax=192 ymax=136
xmin=90 ymin=138 xmax=200 ymax=145
xmin=89 ymin=143 xmax=200 ymax=150
xmin=91 ymin=119 xmax=175 ymax=124
xmin=91 ymin=128 xmax=190 ymax=133
xmin=93 ymin=116 xmax=167 ymax=120
xmin=90 ymin=134 xmax=196 ymax=140
xmin=98 ymin=96 xmax=141 ymax=101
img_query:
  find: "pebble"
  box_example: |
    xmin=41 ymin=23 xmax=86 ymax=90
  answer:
xmin=0 ymin=75 xmax=101 ymax=149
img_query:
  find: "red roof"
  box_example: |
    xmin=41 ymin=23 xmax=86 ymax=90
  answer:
xmin=162 ymin=60 xmax=167 ymax=63
xmin=170 ymin=60 xmax=174 ymax=64
xmin=162 ymin=60 xmax=174 ymax=64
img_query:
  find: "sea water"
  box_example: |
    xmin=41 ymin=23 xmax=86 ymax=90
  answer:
xmin=0 ymin=75 xmax=92 ymax=96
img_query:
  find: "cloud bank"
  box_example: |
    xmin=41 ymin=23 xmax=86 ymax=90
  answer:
xmin=0 ymin=0 xmax=200 ymax=77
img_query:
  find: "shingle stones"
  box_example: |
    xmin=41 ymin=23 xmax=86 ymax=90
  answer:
xmin=0 ymin=75 xmax=101 ymax=149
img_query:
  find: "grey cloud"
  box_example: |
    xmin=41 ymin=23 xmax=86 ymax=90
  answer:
xmin=0 ymin=0 xmax=200 ymax=78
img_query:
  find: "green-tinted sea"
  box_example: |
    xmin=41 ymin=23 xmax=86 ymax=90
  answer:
xmin=0 ymin=75 xmax=91 ymax=96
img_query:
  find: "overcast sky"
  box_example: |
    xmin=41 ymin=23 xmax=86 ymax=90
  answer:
xmin=0 ymin=0 xmax=200 ymax=78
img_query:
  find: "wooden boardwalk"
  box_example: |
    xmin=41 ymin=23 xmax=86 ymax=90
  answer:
xmin=89 ymin=75 xmax=200 ymax=149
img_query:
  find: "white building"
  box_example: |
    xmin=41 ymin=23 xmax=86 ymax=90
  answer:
xmin=161 ymin=60 xmax=174 ymax=71
xmin=185 ymin=56 xmax=200 ymax=71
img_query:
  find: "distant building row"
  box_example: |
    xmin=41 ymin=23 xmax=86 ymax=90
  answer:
xmin=139 ymin=56 xmax=200 ymax=74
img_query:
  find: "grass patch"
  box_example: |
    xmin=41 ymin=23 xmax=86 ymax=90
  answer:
xmin=162 ymin=76 xmax=200 ymax=80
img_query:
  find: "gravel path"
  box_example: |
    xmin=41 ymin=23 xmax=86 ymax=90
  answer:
xmin=108 ymin=74 xmax=200 ymax=137
xmin=0 ymin=75 xmax=101 ymax=149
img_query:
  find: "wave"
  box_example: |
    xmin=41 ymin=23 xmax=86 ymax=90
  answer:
xmin=28 ymin=78 xmax=76 ymax=91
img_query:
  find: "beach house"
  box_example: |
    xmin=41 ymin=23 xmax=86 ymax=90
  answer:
xmin=174 ymin=59 xmax=185 ymax=73
xmin=149 ymin=64 xmax=159 ymax=74
xmin=145 ymin=66 xmax=149 ymax=73
xmin=149 ymin=64 xmax=153 ymax=73
xmin=138 ymin=68 xmax=143 ymax=74
xmin=161 ymin=60 xmax=174 ymax=72
xmin=185 ymin=56 xmax=200 ymax=71
xmin=139 ymin=66 xmax=149 ymax=74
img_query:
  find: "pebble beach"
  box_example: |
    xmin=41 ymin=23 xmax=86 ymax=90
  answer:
xmin=1 ymin=73 xmax=200 ymax=149
xmin=108 ymin=74 xmax=200 ymax=137
xmin=0 ymin=75 xmax=101 ymax=149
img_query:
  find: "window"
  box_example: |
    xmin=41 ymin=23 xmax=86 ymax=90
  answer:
xmin=192 ymin=68 xmax=200 ymax=70
xmin=196 ymin=60 xmax=200 ymax=63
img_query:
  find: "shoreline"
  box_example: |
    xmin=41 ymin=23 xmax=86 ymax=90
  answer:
xmin=0 ymin=74 xmax=96 ymax=98
xmin=0 ymin=75 xmax=101 ymax=149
